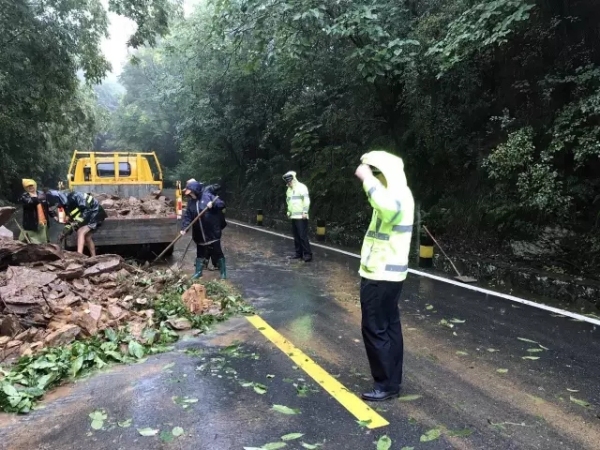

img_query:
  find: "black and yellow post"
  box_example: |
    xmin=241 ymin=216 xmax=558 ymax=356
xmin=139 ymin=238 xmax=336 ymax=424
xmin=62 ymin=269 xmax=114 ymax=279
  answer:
xmin=316 ymin=219 xmax=326 ymax=241
xmin=257 ymin=209 xmax=264 ymax=226
xmin=419 ymin=231 xmax=434 ymax=268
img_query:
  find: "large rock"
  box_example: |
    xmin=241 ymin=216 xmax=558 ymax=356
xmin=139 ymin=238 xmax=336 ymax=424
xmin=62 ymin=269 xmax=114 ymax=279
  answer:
xmin=44 ymin=324 xmax=81 ymax=346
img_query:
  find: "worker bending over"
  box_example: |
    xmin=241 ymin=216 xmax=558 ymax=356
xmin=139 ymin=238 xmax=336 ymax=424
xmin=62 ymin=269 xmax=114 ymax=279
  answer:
xmin=46 ymin=190 xmax=107 ymax=256
xmin=354 ymin=151 xmax=414 ymax=402
xmin=283 ymin=171 xmax=312 ymax=262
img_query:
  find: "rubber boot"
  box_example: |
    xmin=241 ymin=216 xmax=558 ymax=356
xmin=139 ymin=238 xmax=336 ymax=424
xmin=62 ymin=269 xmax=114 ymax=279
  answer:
xmin=218 ymin=257 xmax=227 ymax=279
xmin=191 ymin=258 xmax=205 ymax=280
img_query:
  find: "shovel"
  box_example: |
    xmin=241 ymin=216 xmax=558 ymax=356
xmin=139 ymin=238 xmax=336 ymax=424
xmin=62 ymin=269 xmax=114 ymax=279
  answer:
xmin=422 ymin=225 xmax=477 ymax=283
xmin=150 ymin=196 xmax=219 ymax=265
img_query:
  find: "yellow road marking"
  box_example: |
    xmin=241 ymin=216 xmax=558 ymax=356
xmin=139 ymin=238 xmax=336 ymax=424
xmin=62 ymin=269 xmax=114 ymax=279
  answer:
xmin=246 ymin=314 xmax=389 ymax=429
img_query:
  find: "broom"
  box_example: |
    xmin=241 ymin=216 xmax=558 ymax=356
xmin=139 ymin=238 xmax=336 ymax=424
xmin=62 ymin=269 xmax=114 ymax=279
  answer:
xmin=422 ymin=225 xmax=477 ymax=283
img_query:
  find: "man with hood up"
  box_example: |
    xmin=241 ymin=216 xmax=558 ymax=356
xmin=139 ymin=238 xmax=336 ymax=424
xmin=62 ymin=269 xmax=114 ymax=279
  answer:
xmin=18 ymin=179 xmax=51 ymax=244
xmin=45 ymin=190 xmax=107 ymax=256
xmin=282 ymin=171 xmax=312 ymax=262
xmin=180 ymin=181 xmax=227 ymax=279
xmin=354 ymin=151 xmax=414 ymax=402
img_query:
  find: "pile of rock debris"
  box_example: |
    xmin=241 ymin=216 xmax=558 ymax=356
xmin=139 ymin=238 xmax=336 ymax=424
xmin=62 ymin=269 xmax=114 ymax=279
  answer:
xmin=94 ymin=191 xmax=174 ymax=218
xmin=0 ymin=238 xmax=214 ymax=362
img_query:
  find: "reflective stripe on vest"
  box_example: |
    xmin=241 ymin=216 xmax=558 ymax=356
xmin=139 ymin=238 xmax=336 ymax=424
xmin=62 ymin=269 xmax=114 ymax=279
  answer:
xmin=366 ymin=225 xmax=413 ymax=240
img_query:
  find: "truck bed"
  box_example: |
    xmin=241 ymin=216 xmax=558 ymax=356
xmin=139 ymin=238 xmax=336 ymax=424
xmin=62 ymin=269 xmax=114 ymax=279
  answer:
xmin=65 ymin=215 xmax=179 ymax=248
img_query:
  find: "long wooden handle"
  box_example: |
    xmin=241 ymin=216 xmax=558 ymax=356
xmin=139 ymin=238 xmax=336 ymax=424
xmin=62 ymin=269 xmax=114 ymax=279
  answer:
xmin=151 ymin=196 xmax=219 ymax=264
xmin=422 ymin=225 xmax=462 ymax=277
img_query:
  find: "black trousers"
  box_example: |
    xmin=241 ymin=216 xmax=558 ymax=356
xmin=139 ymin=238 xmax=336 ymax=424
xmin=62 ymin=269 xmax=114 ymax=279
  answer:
xmin=291 ymin=219 xmax=312 ymax=259
xmin=360 ymin=278 xmax=404 ymax=392
xmin=197 ymin=240 xmax=224 ymax=264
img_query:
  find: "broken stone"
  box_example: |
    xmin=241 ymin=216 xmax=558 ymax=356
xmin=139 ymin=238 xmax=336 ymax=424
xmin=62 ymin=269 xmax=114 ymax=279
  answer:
xmin=0 ymin=207 xmax=17 ymax=228
xmin=167 ymin=317 xmax=192 ymax=330
xmin=82 ymin=255 xmax=122 ymax=277
xmin=72 ymin=312 xmax=98 ymax=337
xmin=87 ymin=304 xmax=102 ymax=323
xmin=0 ymin=226 xmax=13 ymax=240
xmin=44 ymin=325 xmax=81 ymax=346
xmin=0 ymin=315 xmax=22 ymax=337
xmin=108 ymin=305 xmax=123 ymax=319
xmin=100 ymin=199 xmax=115 ymax=209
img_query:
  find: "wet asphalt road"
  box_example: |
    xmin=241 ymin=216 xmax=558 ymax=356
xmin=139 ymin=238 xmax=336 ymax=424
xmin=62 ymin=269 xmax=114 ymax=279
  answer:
xmin=1 ymin=222 xmax=599 ymax=450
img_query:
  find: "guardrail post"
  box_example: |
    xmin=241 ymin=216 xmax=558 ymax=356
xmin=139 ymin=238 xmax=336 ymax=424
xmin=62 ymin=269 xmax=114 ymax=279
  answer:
xmin=257 ymin=209 xmax=264 ymax=226
xmin=316 ymin=219 xmax=326 ymax=241
xmin=419 ymin=226 xmax=434 ymax=268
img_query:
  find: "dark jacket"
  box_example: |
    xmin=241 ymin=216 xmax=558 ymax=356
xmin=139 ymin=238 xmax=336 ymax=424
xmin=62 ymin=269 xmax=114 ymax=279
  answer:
xmin=205 ymin=184 xmax=227 ymax=230
xmin=47 ymin=191 xmax=107 ymax=226
xmin=19 ymin=191 xmax=51 ymax=231
xmin=181 ymin=182 xmax=225 ymax=244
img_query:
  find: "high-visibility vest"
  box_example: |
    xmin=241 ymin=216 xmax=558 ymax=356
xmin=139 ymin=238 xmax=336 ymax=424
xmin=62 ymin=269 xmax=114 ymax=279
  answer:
xmin=286 ymin=182 xmax=310 ymax=219
xmin=358 ymin=151 xmax=415 ymax=282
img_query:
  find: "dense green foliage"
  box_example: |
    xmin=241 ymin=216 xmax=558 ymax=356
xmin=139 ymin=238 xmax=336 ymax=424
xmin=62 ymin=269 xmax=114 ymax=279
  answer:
xmin=103 ymin=0 xmax=600 ymax=273
xmin=0 ymin=0 xmax=180 ymax=199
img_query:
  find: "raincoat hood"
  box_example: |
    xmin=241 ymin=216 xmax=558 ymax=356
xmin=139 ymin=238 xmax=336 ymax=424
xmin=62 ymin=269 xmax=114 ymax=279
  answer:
xmin=187 ymin=181 xmax=204 ymax=197
xmin=22 ymin=179 xmax=37 ymax=190
xmin=360 ymin=151 xmax=407 ymax=191
xmin=45 ymin=190 xmax=68 ymax=207
xmin=283 ymin=171 xmax=298 ymax=185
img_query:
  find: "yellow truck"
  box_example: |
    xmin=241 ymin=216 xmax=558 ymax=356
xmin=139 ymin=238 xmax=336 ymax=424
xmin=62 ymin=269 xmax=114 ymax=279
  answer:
xmin=59 ymin=151 xmax=183 ymax=257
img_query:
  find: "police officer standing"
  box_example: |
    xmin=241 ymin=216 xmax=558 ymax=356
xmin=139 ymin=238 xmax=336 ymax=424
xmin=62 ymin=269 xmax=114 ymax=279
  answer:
xmin=283 ymin=171 xmax=312 ymax=262
xmin=354 ymin=151 xmax=414 ymax=401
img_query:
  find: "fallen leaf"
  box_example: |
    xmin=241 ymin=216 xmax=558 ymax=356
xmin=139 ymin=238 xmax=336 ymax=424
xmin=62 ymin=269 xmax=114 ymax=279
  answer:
xmin=240 ymin=381 xmax=254 ymax=387
xmin=420 ymin=429 xmax=441 ymax=442
xmin=398 ymin=394 xmax=422 ymax=402
xmin=281 ymin=433 xmax=304 ymax=441
xmin=301 ymin=444 xmax=322 ymax=449
xmin=357 ymin=419 xmax=372 ymax=428
xmin=172 ymin=426 xmax=184 ymax=437
xmin=254 ymin=383 xmax=267 ymax=395
xmin=91 ymin=419 xmax=104 ymax=430
xmin=376 ymin=435 xmax=392 ymax=450
xmin=425 ymin=305 xmax=434 ymax=310
xmin=522 ymin=356 xmax=540 ymax=360
xmin=163 ymin=363 xmax=175 ymax=371
xmin=263 ymin=443 xmax=287 ymax=450
xmin=496 ymin=368 xmax=508 ymax=374
xmin=456 ymin=351 xmax=469 ymax=356
xmin=118 ymin=419 xmax=132 ymax=428
xmin=448 ymin=428 xmax=474 ymax=437
xmin=570 ymin=396 xmax=590 ymax=408
xmin=272 ymin=404 xmax=300 ymax=415
xmin=138 ymin=427 xmax=159 ymax=436
xmin=266 ymin=374 xmax=275 ymax=379
xmin=517 ymin=337 xmax=538 ymax=344
xmin=566 ymin=388 xmax=579 ymax=393
xmin=128 ymin=341 xmax=145 ymax=359
xmin=527 ymin=348 xmax=543 ymax=353
xmin=450 ymin=318 xmax=466 ymax=324
xmin=160 ymin=431 xmax=174 ymax=443
xmin=400 ymin=447 xmax=415 ymax=450
xmin=89 ymin=410 xmax=107 ymax=430
xmin=487 ymin=348 xmax=498 ymax=353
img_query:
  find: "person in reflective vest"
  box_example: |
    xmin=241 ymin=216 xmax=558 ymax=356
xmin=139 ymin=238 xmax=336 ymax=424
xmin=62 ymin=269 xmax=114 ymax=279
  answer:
xmin=46 ymin=190 xmax=107 ymax=256
xmin=354 ymin=151 xmax=414 ymax=402
xmin=283 ymin=171 xmax=312 ymax=262
xmin=18 ymin=179 xmax=51 ymax=244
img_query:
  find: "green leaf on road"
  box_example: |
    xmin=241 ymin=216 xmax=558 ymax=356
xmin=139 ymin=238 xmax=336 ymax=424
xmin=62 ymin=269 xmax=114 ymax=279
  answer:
xmin=160 ymin=431 xmax=174 ymax=442
xmin=172 ymin=426 xmax=184 ymax=437
xmin=522 ymin=356 xmax=540 ymax=360
xmin=450 ymin=318 xmax=466 ymax=324
xmin=420 ymin=429 xmax=441 ymax=442
xmin=527 ymin=348 xmax=543 ymax=353
xmin=253 ymin=383 xmax=268 ymax=395
xmin=570 ymin=396 xmax=590 ymax=408
xmin=163 ymin=363 xmax=175 ymax=371
xmin=425 ymin=305 xmax=434 ymax=310
xmin=71 ymin=356 xmax=84 ymax=377
xmin=301 ymin=444 xmax=322 ymax=449
xmin=376 ymin=435 xmax=392 ymax=450
xmin=401 ymin=447 xmax=415 ymax=450
xmin=118 ymin=419 xmax=132 ymax=428
xmin=566 ymin=388 xmax=579 ymax=393
xmin=281 ymin=433 xmax=304 ymax=441
xmin=456 ymin=351 xmax=469 ymax=356
xmin=448 ymin=428 xmax=474 ymax=437
xmin=496 ymin=368 xmax=508 ymax=374
xmin=89 ymin=410 xmax=107 ymax=430
xmin=128 ymin=341 xmax=145 ymax=359
xmin=517 ymin=337 xmax=538 ymax=344
xmin=487 ymin=348 xmax=498 ymax=353
xmin=138 ymin=427 xmax=159 ymax=436
xmin=357 ymin=419 xmax=372 ymax=428
xmin=264 ymin=443 xmax=287 ymax=450
xmin=272 ymin=404 xmax=300 ymax=415
xmin=266 ymin=374 xmax=275 ymax=378
xmin=398 ymin=394 xmax=422 ymax=402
